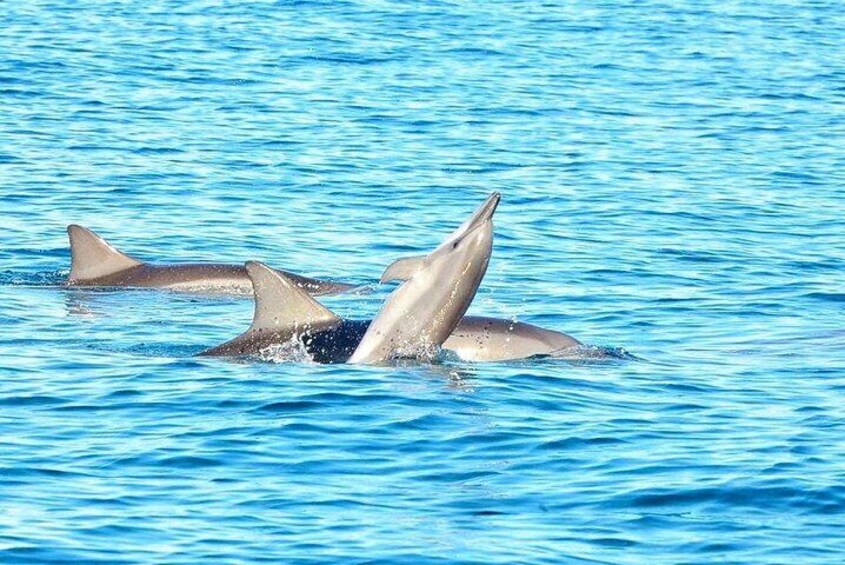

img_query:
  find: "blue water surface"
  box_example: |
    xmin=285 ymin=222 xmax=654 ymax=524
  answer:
xmin=2 ymin=1 xmax=845 ymax=563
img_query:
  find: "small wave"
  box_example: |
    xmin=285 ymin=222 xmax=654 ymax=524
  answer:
xmin=256 ymin=400 xmax=323 ymax=413
xmin=806 ymin=292 xmax=845 ymax=303
xmin=619 ymin=483 xmax=845 ymax=515
xmin=159 ymin=455 xmax=224 ymax=469
xmin=0 ymin=270 xmax=67 ymax=287
xmin=0 ymin=395 xmax=69 ymax=407
xmin=550 ymin=345 xmax=639 ymax=362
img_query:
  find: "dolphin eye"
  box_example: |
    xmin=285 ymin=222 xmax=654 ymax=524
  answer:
xmin=451 ymin=241 xmax=459 ymax=250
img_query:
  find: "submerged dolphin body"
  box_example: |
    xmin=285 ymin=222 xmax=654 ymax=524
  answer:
xmin=199 ymin=262 xmax=581 ymax=363
xmin=65 ymin=225 xmax=354 ymax=296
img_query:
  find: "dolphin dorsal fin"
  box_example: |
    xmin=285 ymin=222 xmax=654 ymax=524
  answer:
xmin=246 ymin=261 xmax=341 ymax=332
xmin=380 ymin=255 xmax=426 ymax=283
xmin=67 ymin=225 xmax=142 ymax=282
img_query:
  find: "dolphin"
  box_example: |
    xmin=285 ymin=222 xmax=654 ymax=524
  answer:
xmin=374 ymin=249 xmax=581 ymax=361
xmin=348 ymin=192 xmax=500 ymax=363
xmin=65 ymin=224 xmax=354 ymax=296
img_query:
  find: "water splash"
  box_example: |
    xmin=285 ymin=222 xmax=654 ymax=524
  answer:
xmin=257 ymin=337 xmax=315 ymax=364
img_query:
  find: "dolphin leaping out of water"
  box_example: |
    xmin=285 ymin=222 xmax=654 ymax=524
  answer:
xmin=348 ymin=191 xmax=501 ymax=363
xmin=201 ymin=192 xmax=583 ymax=363
xmin=66 ymin=225 xmax=354 ymax=296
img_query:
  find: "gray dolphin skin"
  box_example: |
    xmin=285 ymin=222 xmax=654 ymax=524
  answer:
xmin=348 ymin=192 xmax=500 ymax=364
xmin=66 ymin=225 xmax=354 ymax=296
xmin=443 ymin=317 xmax=581 ymax=362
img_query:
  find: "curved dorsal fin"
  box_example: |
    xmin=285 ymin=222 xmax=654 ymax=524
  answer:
xmin=246 ymin=261 xmax=341 ymax=332
xmin=67 ymin=225 xmax=142 ymax=282
xmin=380 ymin=255 xmax=426 ymax=283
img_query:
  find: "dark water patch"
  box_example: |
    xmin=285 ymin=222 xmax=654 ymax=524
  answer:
xmin=657 ymin=247 xmax=728 ymax=263
xmin=660 ymin=382 xmax=714 ymax=393
xmin=0 ymin=270 xmax=67 ymax=286
xmin=212 ymin=398 xmax=253 ymax=409
xmin=0 ymin=88 xmax=44 ymax=98
xmin=590 ymin=537 xmax=637 ymax=548
xmin=445 ymin=47 xmax=506 ymax=57
xmin=391 ymin=413 xmax=453 ymax=431
xmin=537 ymin=436 xmax=628 ymax=452
xmin=299 ymin=54 xmax=394 ymax=66
xmin=664 ymin=402 xmax=707 ymax=412
xmin=276 ymin=422 xmax=328 ymax=434
xmin=694 ymin=541 xmax=747 ymax=554
xmin=104 ymin=388 xmax=142 ymax=399
xmin=130 ymin=146 xmax=186 ymax=155
xmin=0 ymin=466 xmax=92 ymax=479
xmin=0 ymin=153 xmax=24 ymax=164
xmin=413 ymin=469 xmax=500 ymax=483
xmin=0 ymin=547 xmax=136 ymax=565
xmin=76 ymin=524 xmax=158 ymax=538
xmin=0 ymin=395 xmax=69 ymax=407
xmin=159 ymin=455 xmax=224 ymax=469
xmin=256 ymin=400 xmax=324 ymax=413
xmin=805 ymin=292 xmax=845 ymax=303
xmin=54 ymin=401 xmax=177 ymax=413
xmin=619 ymin=483 xmax=845 ymax=514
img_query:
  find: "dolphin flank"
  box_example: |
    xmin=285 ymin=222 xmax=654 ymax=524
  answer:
xmin=443 ymin=316 xmax=580 ymax=361
xmin=65 ymin=225 xmax=354 ymax=296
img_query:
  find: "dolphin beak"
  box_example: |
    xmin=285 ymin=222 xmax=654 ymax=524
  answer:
xmin=445 ymin=192 xmax=501 ymax=246
xmin=466 ymin=192 xmax=501 ymax=229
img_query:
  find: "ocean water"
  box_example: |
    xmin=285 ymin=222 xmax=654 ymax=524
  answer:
xmin=2 ymin=0 xmax=845 ymax=563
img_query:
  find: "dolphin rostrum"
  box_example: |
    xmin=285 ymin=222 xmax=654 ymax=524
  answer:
xmin=65 ymin=225 xmax=354 ymax=296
